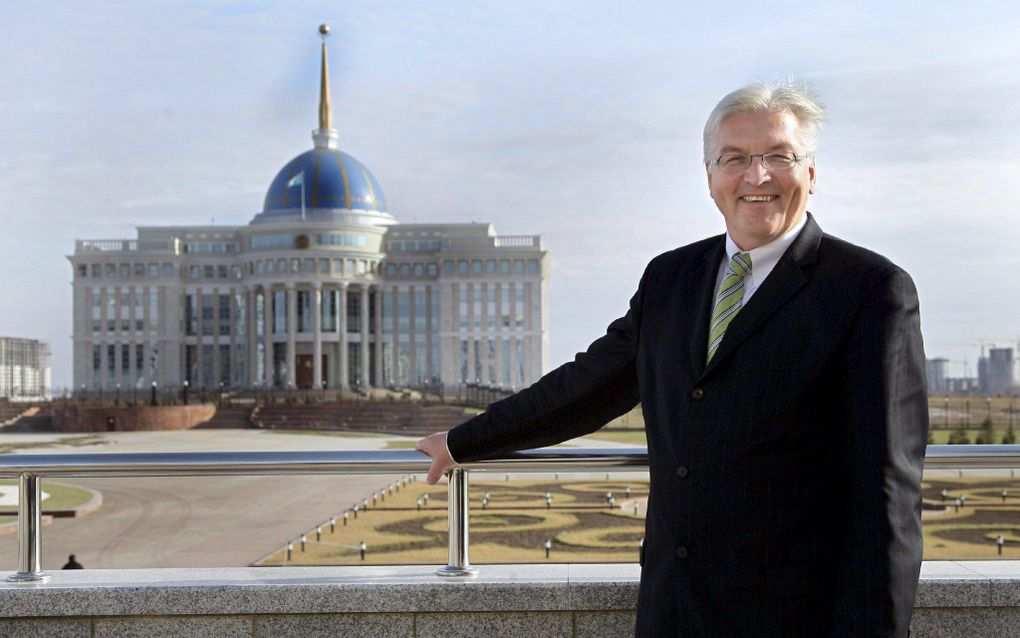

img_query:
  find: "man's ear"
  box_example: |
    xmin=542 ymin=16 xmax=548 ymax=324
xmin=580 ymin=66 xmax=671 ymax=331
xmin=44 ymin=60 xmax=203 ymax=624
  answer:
xmin=808 ymin=161 xmax=816 ymax=194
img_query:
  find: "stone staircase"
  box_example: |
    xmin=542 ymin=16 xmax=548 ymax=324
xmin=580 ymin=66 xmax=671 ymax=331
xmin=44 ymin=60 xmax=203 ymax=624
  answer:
xmin=252 ymin=401 xmax=474 ymax=436
xmin=193 ymin=405 xmax=256 ymax=429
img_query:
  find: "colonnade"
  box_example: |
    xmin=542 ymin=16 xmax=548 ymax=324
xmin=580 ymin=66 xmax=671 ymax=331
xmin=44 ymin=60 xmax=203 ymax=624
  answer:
xmin=247 ymin=280 xmax=382 ymax=389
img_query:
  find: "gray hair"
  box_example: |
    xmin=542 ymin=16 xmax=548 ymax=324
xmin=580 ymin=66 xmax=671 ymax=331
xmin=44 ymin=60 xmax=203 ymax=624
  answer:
xmin=702 ymin=80 xmax=826 ymax=161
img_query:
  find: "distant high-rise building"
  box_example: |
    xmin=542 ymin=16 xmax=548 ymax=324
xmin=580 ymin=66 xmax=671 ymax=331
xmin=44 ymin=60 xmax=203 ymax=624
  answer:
xmin=67 ymin=30 xmax=548 ymax=392
xmin=0 ymin=337 xmax=51 ymax=401
xmin=926 ymin=358 xmax=948 ymax=394
xmin=978 ymin=347 xmax=1014 ymax=395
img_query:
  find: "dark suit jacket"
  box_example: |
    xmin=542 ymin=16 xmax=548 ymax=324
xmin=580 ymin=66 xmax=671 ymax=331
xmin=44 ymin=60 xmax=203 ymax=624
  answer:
xmin=447 ymin=214 xmax=929 ymax=637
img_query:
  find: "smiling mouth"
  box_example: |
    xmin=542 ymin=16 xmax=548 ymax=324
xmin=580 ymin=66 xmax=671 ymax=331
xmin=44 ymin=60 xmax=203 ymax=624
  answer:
xmin=740 ymin=195 xmax=777 ymax=202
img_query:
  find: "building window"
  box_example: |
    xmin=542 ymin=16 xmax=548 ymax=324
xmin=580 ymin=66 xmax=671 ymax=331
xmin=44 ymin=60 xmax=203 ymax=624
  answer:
xmin=108 ymin=345 xmax=116 ymax=375
xmin=219 ymin=295 xmax=231 ymax=336
xmin=218 ymin=265 xmax=228 ymax=279
xmin=527 ymin=259 xmax=540 ymax=275
xmin=399 ymin=264 xmax=410 ymax=278
xmin=458 ymin=260 xmax=468 ymax=276
xmin=136 ymin=345 xmax=144 ymax=372
xmin=77 ymin=264 xmax=87 ymax=278
xmin=203 ymin=266 xmax=214 ymax=280
xmin=297 ymin=291 xmax=311 ymax=333
xmin=105 ymin=264 xmax=116 ymax=278
xmin=202 ymin=294 xmax=215 ymax=335
xmin=319 ymin=258 xmax=329 ymax=273
xmin=427 ymin=263 xmax=437 ymax=277
xmin=249 ymin=234 xmax=293 ymax=249
xmin=499 ymin=259 xmax=510 ymax=274
xmin=357 ymin=260 xmax=367 ymax=274
xmin=220 ymin=344 xmax=231 ymax=386
xmin=486 ymin=259 xmax=496 ymax=274
xmin=444 ymin=260 xmax=454 ymax=275
xmin=472 ymin=260 xmax=482 ymax=275
xmin=92 ymin=345 xmax=101 ymax=372
xmin=273 ymin=291 xmax=287 ymax=334
xmin=414 ymin=263 xmax=424 ymax=278
xmin=91 ymin=264 xmax=101 ymax=278
xmin=148 ymin=263 xmax=159 ymax=278
xmin=514 ymin=259 xmax=525 ymax=274
xmin=290 ymin=259 xmax=300 ymax=273
xmin=119 ymin=264 xmax=130 ymax=278
xmin=277 ymin=258 xmax=287 ymax=273
xmin=332 ymin=258 xmax=342 ymax=274
xmin=315 ymin=233 xmax=367 ymax=247
xmin=304 ymin=258 xmax=315 ymax=273
xmin=134 ymin=263 xmax=145 ymax=277
xmin=385 ymin=264 xmax=397 ymax=278
xmin=162 ymin=263 xmax=174 ymax=278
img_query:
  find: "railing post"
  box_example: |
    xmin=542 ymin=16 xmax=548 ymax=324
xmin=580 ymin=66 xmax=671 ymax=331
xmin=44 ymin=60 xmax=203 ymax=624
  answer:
xmin=437 ymin=467 xmax=478 ymax=577
xmin=7 ymin=473 xmax=50 ymax=583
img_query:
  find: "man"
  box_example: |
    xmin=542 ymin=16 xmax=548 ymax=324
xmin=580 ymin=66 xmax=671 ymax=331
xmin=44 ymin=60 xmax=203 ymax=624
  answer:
xmin=418 ymin=81 xmax=928 ymax=637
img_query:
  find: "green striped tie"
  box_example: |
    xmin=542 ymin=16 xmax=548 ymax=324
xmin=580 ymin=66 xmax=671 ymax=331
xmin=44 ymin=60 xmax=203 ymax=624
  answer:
xmin=707 ymin=252 xmax=751 ymax=363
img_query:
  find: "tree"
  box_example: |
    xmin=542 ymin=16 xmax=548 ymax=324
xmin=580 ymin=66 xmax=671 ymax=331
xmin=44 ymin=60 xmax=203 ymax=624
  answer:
xmin=975 ymin=417 xmax=996 ymax=444
xmin=948 ymin=428 xmax=971 ymax=445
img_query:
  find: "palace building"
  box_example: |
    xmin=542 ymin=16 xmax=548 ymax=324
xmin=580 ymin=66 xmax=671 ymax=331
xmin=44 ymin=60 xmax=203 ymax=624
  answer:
xmin=68 ymin=28 xmax=548 ymax=392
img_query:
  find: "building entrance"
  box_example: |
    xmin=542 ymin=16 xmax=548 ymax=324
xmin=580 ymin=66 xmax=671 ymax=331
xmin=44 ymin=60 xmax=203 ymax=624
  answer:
xmin=296 ymin=355 xmax=327 ymax=389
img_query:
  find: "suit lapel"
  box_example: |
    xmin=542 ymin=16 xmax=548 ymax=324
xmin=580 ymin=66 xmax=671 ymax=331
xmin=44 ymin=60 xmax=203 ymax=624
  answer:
xmin=698 ymin=214 xmax=822 ymax=380
xmin=688 ymin=238 xmax=726 ymax=378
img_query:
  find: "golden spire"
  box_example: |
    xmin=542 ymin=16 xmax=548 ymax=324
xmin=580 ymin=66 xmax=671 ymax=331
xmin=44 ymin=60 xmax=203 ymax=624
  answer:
xmin=318 ymin=23 xmax=332 ymax=130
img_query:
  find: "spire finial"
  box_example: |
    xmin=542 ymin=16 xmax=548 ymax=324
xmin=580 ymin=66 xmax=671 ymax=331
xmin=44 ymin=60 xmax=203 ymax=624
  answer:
xmin=318 ymin=24 xmax=332 ymax=131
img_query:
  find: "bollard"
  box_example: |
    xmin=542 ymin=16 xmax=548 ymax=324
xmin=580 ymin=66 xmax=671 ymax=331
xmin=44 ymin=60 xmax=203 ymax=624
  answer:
xmin=482 ymin=497 xmax=488 ymax=510
xmin=544 ymin=539 xmax=552 ymax=559
xmin=436 ymin=467 xmax=478 ymax=577
xmin=417 ymin=498 xmax=422 ymax=511
xmin=954 ymin=498 xmax=961 ymax=513
xmin=343 ymin=512 xmax=349 ymax=526
xmin=316 ymin=525 xmax=321 ymax=541
xmin=360 ymin=541 xmax=367 ymax=561
xmin=286 ymin=541 xmax=293 ymax=562
xmin=545 ymin=492 xmax=552 ymax=509
xmin=998 ymin=536 xmax=1005 ymax=556
xmin=353 ymin=505 xmax=359 ymax=519
xmin=1003 ymin=490 xmax=1009 ymax=503
xmin=940 ymin=488 xmax=947 ymax=502
xmin=330 ymin=517 xmax=336 ymax=533
xmin=300 ymin=534 xmax=307 ymax=552
xmin=634 ymin=502 xmax=640 ymax=516
xmin=423 ymin=493 xmax=429 ymax=506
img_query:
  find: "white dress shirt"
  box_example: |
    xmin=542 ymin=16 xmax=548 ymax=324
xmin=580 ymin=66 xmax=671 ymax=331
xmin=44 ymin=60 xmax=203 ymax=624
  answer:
xmin=713 ymin=213 xmax=808 ymax=306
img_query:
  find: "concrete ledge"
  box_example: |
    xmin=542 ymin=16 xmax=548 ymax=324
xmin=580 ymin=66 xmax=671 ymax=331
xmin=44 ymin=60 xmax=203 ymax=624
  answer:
xmin=0 ymin=562 xmax=1016 ymax=637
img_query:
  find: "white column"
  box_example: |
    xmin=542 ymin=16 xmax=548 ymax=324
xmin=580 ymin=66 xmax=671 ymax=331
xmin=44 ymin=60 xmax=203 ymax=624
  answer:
xmin=373 ymin=283 xmax=383 ymax=387
xmin=312 ymin=282 xmax=323 ymax=389
xmin=286 ymin=283 xmax=297 ymax=388
xmin=338 ymin=282 xmax=349 ymax=389
xmin=263 ymin=286 xmax=274 ymax=387
xmin=360 ymin=284 xmax=370 ymax=387
xmin=246 ymin=287 xmax=258 ymax=387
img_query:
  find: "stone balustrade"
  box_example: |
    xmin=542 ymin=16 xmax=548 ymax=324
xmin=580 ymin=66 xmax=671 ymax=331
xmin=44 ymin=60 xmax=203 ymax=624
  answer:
xmin=0 ymin=561 xmax=1017 ymax=637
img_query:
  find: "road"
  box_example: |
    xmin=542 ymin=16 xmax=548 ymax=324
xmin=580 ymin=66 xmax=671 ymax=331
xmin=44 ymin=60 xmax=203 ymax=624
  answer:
xmin=0 ymin=430 xmax=407 ymax=570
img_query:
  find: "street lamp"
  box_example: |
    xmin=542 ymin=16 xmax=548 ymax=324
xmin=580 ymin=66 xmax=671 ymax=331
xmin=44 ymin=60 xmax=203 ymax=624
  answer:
xmin=150 ymin=381 xmax=157 ymax=406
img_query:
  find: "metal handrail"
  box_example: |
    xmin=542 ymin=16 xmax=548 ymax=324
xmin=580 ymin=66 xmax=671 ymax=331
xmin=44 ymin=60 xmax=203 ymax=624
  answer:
xmin=2 ymin=444 xmax=1019 ymax=583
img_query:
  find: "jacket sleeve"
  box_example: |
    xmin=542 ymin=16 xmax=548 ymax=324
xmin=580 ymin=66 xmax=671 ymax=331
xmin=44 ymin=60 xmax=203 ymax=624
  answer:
xmin=830 ymin=268 xmax=929 ymax=637
xmin=446 ymin=265 xmax=647 ymax=463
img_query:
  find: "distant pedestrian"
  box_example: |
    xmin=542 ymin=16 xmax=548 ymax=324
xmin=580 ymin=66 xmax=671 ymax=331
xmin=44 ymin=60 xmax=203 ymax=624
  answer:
xmin=62 ymin=554 xmax=83 ymax=569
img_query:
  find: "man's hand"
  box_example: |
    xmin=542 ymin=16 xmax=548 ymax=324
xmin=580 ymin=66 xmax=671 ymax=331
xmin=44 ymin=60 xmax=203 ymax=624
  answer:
xmin=416 ymin=431 xmax=456 ymax=485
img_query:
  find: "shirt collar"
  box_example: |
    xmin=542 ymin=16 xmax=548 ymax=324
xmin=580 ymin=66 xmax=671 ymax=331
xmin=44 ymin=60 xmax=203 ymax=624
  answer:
xmin=724 ymin=213 xmax=808 ymax=291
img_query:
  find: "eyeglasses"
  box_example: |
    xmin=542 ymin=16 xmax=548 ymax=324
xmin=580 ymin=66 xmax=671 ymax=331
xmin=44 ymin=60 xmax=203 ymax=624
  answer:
xmin=707 ymin=152 xmax=808 ymax=173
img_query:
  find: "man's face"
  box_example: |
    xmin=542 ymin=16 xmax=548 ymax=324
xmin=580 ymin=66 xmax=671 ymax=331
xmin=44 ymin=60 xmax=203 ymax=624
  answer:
xmin=706 ymin=110 xmax=815 ymax=251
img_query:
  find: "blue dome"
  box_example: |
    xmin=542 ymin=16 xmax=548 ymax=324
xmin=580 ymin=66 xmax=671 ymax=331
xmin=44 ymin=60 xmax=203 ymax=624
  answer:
xmin=263 ymin=148 xmax=387 ymax=214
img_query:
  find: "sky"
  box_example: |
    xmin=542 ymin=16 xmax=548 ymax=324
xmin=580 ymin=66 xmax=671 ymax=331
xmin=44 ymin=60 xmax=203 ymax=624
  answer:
xmin=2 ymin=0 xmax=1019 ymax=388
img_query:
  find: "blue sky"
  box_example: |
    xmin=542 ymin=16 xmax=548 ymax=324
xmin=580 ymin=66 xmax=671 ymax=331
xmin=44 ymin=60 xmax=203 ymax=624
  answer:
xmin=3 ymin=1 xmax=1019 ymax=387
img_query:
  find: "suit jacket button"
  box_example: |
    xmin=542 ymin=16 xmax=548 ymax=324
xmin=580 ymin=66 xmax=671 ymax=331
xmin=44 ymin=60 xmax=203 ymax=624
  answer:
xmin=675 ymin=546 xmax=688 ymax=559
xmin=690 ymin=388 xmax=704 ymax=400
xmin=676 ymin=466 xmax=689 ymax=478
